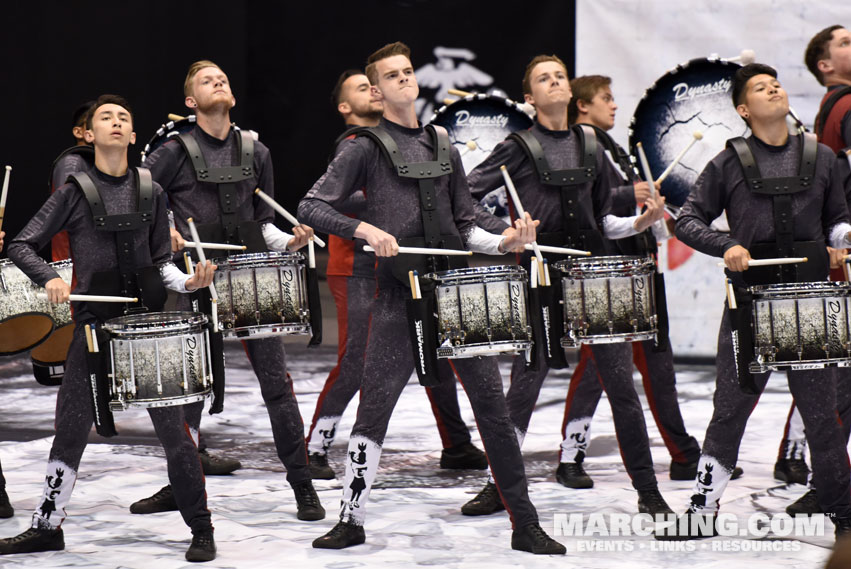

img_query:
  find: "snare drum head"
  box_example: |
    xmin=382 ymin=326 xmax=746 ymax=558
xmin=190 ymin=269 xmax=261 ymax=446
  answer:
xmin=212 ymin=251 xmax=304 ymax=268
xmin=140 ymin=116 xmax=197 ymax=163
xmin=427 ymin=264 xmax=527 ymax=283
xmin=104 ymin=311 xmax=208 ymax=335
xmin=429 ymin=94 xmax=533 ymax=174
xmin=750 ymin=281 xmax=851 ymax=298
xmin=555 ymin=255 xmax=655 ymax=276
xmin=629 ymin=58 xmax=749 ymax=207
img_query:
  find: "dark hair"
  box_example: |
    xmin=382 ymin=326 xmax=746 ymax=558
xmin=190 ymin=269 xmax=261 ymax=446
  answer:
xmin=365 ymin=41 xmax=411 ymax=85
xmin=568 ymin=75 xmax=611 ymax=125
xmin=522 ymin=54 xmax=567 ymax=96
xmin=72 ymin=101 xmax=96 ymax=129
xmin=805 ymin=25 xmax=844 ymax=86
xmin=86 ymin=94 xmax=133 ymax=129
xmin=332 ymin=69 xmax=364 ymax=110
xmin=731 ymin=63 xmax=778 ymax=107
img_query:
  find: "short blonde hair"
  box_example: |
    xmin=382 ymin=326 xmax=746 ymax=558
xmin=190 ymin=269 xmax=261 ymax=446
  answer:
xmin=184 ymin=60 xmax=224 ymax=97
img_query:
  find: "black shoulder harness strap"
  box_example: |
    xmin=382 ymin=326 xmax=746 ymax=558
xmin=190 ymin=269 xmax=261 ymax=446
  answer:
xmin=815 ymin=86 xmax=851 ymax=139
xmin=727 ymin=133 xmax=818 ymax=281
xmin=328 ymin=126 xmax=369 ymax=164
xmin=49 ymin=145 xmax=94 ymax=190
xmin=68 ymin=168 xmax=154 ymax=231
xmin=175 ymin=129 xmax=255 ymax=243
xmin=357 ymin=124 xmax=452 ymax=249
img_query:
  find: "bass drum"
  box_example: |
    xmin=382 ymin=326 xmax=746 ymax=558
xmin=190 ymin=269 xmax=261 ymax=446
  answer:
xmin=429 ymin=94 xmax=533 ymax=217
xmin=140 ymin=115 xmax=197 ymax=163
xmin=629 ymin=57 xmax=748 ymax=207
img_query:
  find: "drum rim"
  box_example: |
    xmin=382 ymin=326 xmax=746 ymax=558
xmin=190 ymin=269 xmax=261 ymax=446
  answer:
xmin=750 ymin=281 xmax=851 ymax=296
xmin=212 ymin=250 xmax=305 ymax=267
xmin=427 ymin=93 xmax=533 ymax=126
xmin=140 ymin=115 xmax=197 ymax=163
xmin=554 ymin=255 xmax=656 ymax=275
xmin=103 ymin=310 xmax=208 ymax=334
xmin=426 ymin=264 xmax=527 ymax=282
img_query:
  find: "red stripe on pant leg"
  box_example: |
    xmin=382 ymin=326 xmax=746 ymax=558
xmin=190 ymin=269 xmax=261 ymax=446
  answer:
xmin=559 ymin=344 xmax=593 ymax=462
xmin=633 ymin=342 xmax=686 ymax=464
xmin=424 ymin=385 xmax=454 ymax=449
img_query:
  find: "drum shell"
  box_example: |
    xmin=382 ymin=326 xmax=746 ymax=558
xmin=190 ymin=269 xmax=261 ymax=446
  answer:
xmin=750 ymin=282 xmax=851 ymax=370
xmin=428 ymin=265 xmax=532 ymax=358
xmin=103 ymin=311 xmax=212 ymax=409
xmin=555 ymin=256 xmax=657 ymax=344
xmin=212 ymin=252 xmax=310 ymax=339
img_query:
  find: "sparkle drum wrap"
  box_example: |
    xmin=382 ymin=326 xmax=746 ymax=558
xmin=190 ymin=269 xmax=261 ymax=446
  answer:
xmin=750 ymin=282 xmax=851 ymax=372
xmin=0 ymin=259 xmax=73 ymax=355
xmin=428 ymin=265 xmax=532 ymax=358
xmin=103 ymin=311 xmax=212 ymax=410
xmin=213 ymin=252 xmax=310 ymax=339
xmin=555 ymin=256 xmax=657 ymax=346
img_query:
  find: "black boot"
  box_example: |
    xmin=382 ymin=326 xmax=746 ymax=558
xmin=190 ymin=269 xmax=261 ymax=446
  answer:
xmin=461 ymin=482 xmax=505 ymax=516
xmin=185 ymin=529 xmax=216 ymax=562
xmin=0 ymin=488 xmax=12 ymax=519
xmin=669 ymin=460 xmax=697 ymax=481
xmin=786 ymin=489 xmax=822 ymax=516
xmin=308 ymin=453 xmax=336 ymax=480
xmin=312 ymin=521 xmax=365 ymax=549
xmin=0 ymin=527 xmax=64 ymax=554
xmin=511 ymin=522 xmax=566 ymax=554
xmin=130 ymin=485 xmax=178 ymax=514
xmin=440 ymin=442 xmax=488 ymax=470
xmin=556 ymin=462 xmax=594 ymax=489
xmin=199 ymin=449 xmax=241 ymax=476
xmin=774 ymin=458 xmax=810 ymax=485
xmin=637 ymin=487 xmax=674 ymax=516
xmin=834 ymin=516 xmax=851 ymax=540
xmin=293 ymin=480 xmax=326 ymax=521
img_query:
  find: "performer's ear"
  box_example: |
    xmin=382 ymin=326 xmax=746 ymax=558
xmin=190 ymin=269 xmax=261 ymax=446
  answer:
xmin=185 ymin=96 xmax=197 ymax=109
xmin=83 ymin=128 xmax=95 ymax=144
xmin=371 ymin=85 xmax=384 ymax=101
xmin=129 ymin=131 xmax=137 ymax=145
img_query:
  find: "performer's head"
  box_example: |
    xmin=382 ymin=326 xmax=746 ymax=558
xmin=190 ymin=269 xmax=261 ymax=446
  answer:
xmin=365 ymin=42 xmax=418 ymax=107
xmin=731 ymin=63 xmax=788 ymax=126
xmin=83 ymin=94 xmax=136 ymax=150
xmin=184 ymin=60 xmax=236 ymax=114
xmin=332 ymin=69 xmax=383 ymax=126
xmin=805 ymin=25 xmax=851 ymax=86
xmin=568 ymin=75 xmax=616 ymax=130
xmin=522 ymin=55 xmax=571 ymax=112
xmin=71 ymin=100 xmax=96 ymax=145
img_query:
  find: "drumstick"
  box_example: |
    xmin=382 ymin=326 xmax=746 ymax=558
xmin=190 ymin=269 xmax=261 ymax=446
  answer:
xmin=37 ymin=293 xmax=139 ymax=303
xmin=844 ymin=257 xmax=850 ymax=282
xmin=499 ymin=165 xmax=544 ymax=268
xmin=0 ymin=165 xmax=11 ymax=233
xmin=716 ymin=257 xmax=807 ymax=268
xmin=167 ymin=113 xmax=185 ymax=122
xmin=723 ymin=49 xmax=756 ymax=64
xmin=726 ymin=279 xmax=737 ymax=310
xmin=525 ymin=244 xmax=591 ymax=256
xmin=655 ymin=132 xmax=703 ymax=184
xmin=254 ymin=188 xmax=326 ymax=247
xmin=635 ymin=142 xmax=672 ymax=239
xmin=307 ymin=237 xmax=316 ymax=269
xmin=184 ymin=252 xmax=195 ymax=275
xmin=412 ymin=270 xmax=422 ymax=299
xmin=443 ymin=98 xmax=457 ymax=106
xmin=362 ymin=245 xmax=472 ymax=256
xmin=184 ymin=241 xmax=246 ymax=251
xmin=448 ymin=88 xmax=472 ymax=98
xmin=408 ymin=270 xmax=418 ymax=299
xmin=530 ymin=259 xmax=538 ymax=288
xmin=187 ymin=217 xmax=219 ymax=332
xmin=91 ymin=326 xmax=99 ymax=352
xmin=459 ymin=140 xmax=478 ymax=157
xmin=84 ymin=324 xmax=94 ymax=353
xmin=845 ymin=148 xmax=851 ymax=172
xmin=543 ymin=258 xmax=552 ymax=286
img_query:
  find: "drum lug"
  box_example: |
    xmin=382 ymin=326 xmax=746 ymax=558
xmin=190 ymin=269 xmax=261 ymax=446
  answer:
xmin=607 ymin=320 xmax=614 ymax=335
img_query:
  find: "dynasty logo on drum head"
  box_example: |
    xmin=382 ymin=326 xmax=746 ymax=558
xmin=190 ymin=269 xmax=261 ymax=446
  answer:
xmin=672 ymin=78 xmax=732 ymax=102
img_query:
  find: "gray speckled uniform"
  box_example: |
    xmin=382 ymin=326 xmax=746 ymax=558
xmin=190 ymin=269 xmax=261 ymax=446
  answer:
xmin=146 ymin=125 xmax=311 ymax=485
xmin=468 ymin=123 xmax=662 ymax=491
xmin=675 ymin=134 xmax=851 ymax=517
xmin=299 ymin=117 xmax=538 ymax=528
xmin=7 ymin=165 xmax=210 ymax=533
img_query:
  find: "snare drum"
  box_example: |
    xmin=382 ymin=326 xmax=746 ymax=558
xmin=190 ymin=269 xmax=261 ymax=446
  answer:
xmin=428 ymin=265 xmax=532 ymax=358
xmin=213 ymin=252 xmax=311 ymax=339
xmin=750 ymin=282 xmax=851 ymax=372
xmin=555 ymin=256 xmax=657 ymax=346
xmin=0 ymin=259 xmax=73 ymax=355
xmin=103 ymin=311 xmax=213 ymax=410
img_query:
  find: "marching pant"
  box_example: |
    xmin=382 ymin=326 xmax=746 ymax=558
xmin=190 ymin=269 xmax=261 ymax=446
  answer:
xmin=559 ymin=341 xmax=700 ymax=465
xmin=306 ymin=276 xmax=473 ymax=456
xmin=688 ymin=307 xmax=851 ymax=518
xmin=32 ymin=324 xmax=210 ymax=533
xmin=337 ymin=288 xmax=537 ymax=528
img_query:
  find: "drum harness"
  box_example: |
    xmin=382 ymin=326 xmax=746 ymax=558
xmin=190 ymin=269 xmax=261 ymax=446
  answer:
xmin=725 ymin=133 xmax=822 ymax=392
xmin=814 ymin=85 xmax=851 ymax=142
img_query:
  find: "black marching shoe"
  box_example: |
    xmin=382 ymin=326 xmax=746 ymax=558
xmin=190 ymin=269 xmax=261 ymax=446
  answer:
xmin=185 ymin=529 xmax=216 ymax=562
xmin=731 ymin=466 xmax=744 ymax=480
xmin=312 ymin=521 xmax=365 ymax=549
xmin=199 ymin=448 xmax=241 ymax=476
xmin=637 ymin=487 xmax=674 ymax=516
xmin=669 ymin=460 xmax=698 ymax=481
xmin=786 ymin=489 xmax=822 ymax=516
xmin=308 ymin=453 xmax=336 ymax=480
xmin=130 ymin=485 xmax=178 ymax=514
xmin=556 ymin=462 xmax=594 ymax=489
xmin=0 ymin=527 xmax=64 ymax=554
xmin=440 ymin=442 xmax=488 ymax=470
xmin=834 ymin=516 xmax=851 ymax=540
xmin=511 ymin=522 xmax=566 ymax=555
xmin=774 ymin=458 xmax=810 ymax=485
xmin=0 ymin=488 xmax=13 ymax=519
xmin=461 ymin=482 xmax=505 ymax=516
xmin=293 ymin=480 xmax=325 ymax=521
xmin=654 ymin=512 xmax=718 ymax=541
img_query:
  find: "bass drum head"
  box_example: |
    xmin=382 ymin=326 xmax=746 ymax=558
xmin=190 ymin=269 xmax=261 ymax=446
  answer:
xmin=429 ymin=94 xmax=534 ymax=174
xmin=31 ymin=323 xmax=75 ymax=386
xmin=0 ymin=314 xmax=55 ymax=356
xmin=140 ymin=115 xmax=197 ymax=163
xmin=629 ymin=58 xmax=749 ymax=207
